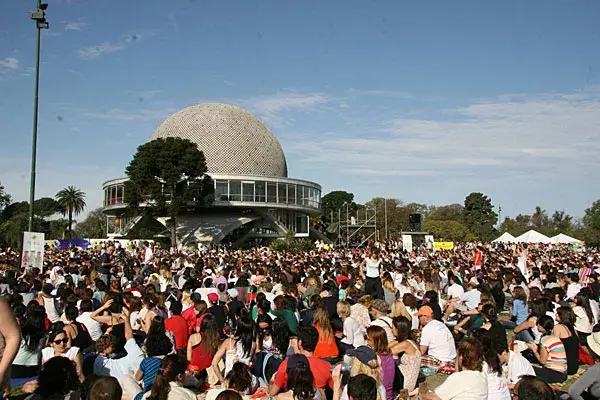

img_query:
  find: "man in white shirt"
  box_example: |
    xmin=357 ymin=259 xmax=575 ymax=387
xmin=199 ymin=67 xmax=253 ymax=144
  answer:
xmin=443 ymin=278 xmax=481 ymax=322
xmin=418 ymin=306 xmax=456 ymax=363
xmin=447 ymin=275 xmax=465 ymax=299
xmin=500 ymin=349 xmax=536 ymax=386
xmin=143 ymin=241 xmax=154 ymax=265
xmin=369 ymin=299 xmax=395 ymax=343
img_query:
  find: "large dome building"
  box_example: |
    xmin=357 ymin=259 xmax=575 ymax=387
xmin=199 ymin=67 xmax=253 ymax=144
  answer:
xmin=102 ymin=103 xmax=323 ymax=247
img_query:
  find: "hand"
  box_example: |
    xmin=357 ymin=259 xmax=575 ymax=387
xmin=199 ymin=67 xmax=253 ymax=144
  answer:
xmin=102 ymin=299 xmax=114 ymax=310
xmin=122 ymin=306 xmax=130 ymax=317
xmin=526 ymin=342 xmax=537 ymax=352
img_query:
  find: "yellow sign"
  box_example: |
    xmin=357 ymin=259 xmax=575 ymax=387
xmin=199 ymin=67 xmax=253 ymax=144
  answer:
xmin=434 ymin=242 xmax=454 ymax=251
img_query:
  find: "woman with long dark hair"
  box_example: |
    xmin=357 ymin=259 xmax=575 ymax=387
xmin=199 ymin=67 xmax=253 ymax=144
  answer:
xmin=552 ymin=306 xmax=580 ymax=376
xmin=41 ymin=327 xmax=83 ymax=382
xmin=25 ymin=357 xmax=80 ymax=400
xmin=188 ymin=314 xmax=220 ymax=381
xmin=573 ymin=293 xmax=594 ymax=345
xmin=275 ymin=354 xmax=318 ymax=400
xmin=472 ymin=330 xmax=510 ymax=400
xmin=143 ymin=355 xmax=195 ymax=400
xmin=390 ymin=316 xmax=420 ymax=393
xmin=205 ymin=362 xmax=256 ymax=400
xmin=212 ymin=315 xmax=256 ymax=384
xmin=13 ymin=305 xmax=46 ymax=380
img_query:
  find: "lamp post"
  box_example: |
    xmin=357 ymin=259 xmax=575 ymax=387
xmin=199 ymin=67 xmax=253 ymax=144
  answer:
xmin=27 ymin=1 xmax=49 ymax=232
xmin=345 ymin=201 xmax=349 ymax=248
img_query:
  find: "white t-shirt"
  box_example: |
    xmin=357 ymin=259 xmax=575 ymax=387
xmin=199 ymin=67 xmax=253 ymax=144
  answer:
xmin=93 ymin=338 xmax=144 ymax=378
xmin=504 ymin=351 xmax=535 ymax=384
xmin=370 ymin=317 xmax=395 ymax=343
xmin=342 ymin=316 xmax=366 ymax=348
xmin=448 ymin=283 xmax=465 ymax=299
xmin=574 ymin=306 xmax=594 ymax=334
xmin=460 ymin=289 xmax=481 ymax=310
xmin=566 ymin=283 xmax=581 ymax=301
xmin=365 ymin=258 xmax=380 ymax=278
xmin=434 ymin=370 xmax=488 ymax=400
xmin=41 ymin=346 xmax=80 ymax=364
xmin=483 ymin=362 xmax=510 ymax=400
xmin=76 ymin=312 xmax=103 ymax=341
xmin=420 ymin=320 xmax=457 ymax=362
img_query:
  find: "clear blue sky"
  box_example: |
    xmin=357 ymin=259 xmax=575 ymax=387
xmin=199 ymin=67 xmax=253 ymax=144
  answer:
xmin=1 ymin=0 xmax=599 ymax=221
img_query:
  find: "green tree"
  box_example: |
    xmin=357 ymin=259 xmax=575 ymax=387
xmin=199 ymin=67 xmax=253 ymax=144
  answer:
xmin=321 ymin=191 xmax=355 ymax=225
xmin=56 ymin=186 xmax=87 ymax=238
xmin=551 ymin=211 xmax=573 ymax=232
xmin=463 ymin=192 xmax=498 ymax=241
xmin=423 ymin=219 xmax=476 ymax=242
xmin=0 ymin=182 xmax=10 ymax=214
xmin=34 ymin=197 xmax=62 ymax=220
xmin=0 ymin=212 xmax=28 ymax=247
xmin=499 ymin=214 xmax=531 ymax=236
xmin=531 ymin=206 xmax=550 ymax=229
xmin=1 ymin=201 xmax=29 ymax=221
xmin=584 ymin=200 xmax=600 ymax=231
xmin=124 ymin=137 xmax=212 ymax=247
xmin=75 ymin=208 xmax=107 ymax=238
xmin=428 ymin=204 xmax=464 ymax=222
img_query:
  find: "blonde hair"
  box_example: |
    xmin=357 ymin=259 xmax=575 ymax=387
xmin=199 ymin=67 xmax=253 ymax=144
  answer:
xmin=337 ymin=301 xmax=351 ymax=319
xmin=358 ymin=295 xmax=373 ymax=309
xmin=383 ymin=278 xmax=396 ymax=293
xmin=390 ymin=300 xmax=412 ymax=321
xmin=350 ymin=356 xmax=382 ymax=400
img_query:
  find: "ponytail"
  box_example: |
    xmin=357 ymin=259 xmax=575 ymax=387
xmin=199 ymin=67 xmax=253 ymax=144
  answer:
xmin=148 ymin=355 xmax=187 ymax=400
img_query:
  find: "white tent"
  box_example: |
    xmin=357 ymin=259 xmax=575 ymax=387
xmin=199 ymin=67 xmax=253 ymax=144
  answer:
xmin=515 ymin=230 xmax=551 ymax=243
xmin=550 ymin=233 xmax=582 ymax=244
xmin=493 ymin=232 xmax=517 ymax=243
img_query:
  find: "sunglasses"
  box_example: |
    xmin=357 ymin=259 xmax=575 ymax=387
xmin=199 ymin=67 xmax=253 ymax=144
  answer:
xmin=53 ymin=338 xmax=69 ymax=345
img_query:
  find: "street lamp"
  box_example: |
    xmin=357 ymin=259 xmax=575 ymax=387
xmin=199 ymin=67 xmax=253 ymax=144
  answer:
xmin=27 ymin=1 xmax=49 ymax=231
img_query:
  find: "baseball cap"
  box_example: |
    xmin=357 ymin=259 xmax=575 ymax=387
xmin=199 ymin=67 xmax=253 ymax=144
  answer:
xmin=371 ymin=299 xmax=390 ymax=314
xmin=347 ymin=346 xmax=377 ymax=366
xmin=416 ymin=305 xmax=434 ymax=317
xmin=207 ymin=293 xmax=219 ymax=303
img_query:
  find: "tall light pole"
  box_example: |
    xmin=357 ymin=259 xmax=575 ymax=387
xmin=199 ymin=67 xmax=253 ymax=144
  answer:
xmin=384 ymin=198 xmax=388 ymax=241
xmin=27 ymin=1 xmax=49 ymax=232
xmin=345 ymin=202 xmax=349 ymax=248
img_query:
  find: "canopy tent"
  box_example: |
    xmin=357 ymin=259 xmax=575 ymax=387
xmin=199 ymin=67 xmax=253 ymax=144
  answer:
xmin=550 ymin=233 xmax=583 ymax=244
xmin=515 ymin=230 xmax=551 ymax=243
xmin=492 ymin=232 xmax=517 ymax=243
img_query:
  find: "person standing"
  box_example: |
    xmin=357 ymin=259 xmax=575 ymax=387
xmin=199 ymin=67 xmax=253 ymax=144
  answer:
xmin=362 ymin=251 xmax=383 ymax=300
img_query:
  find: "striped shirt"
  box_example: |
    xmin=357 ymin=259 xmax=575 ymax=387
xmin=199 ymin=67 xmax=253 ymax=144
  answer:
xmin=542 ymin=336 xmax=567 ymax=374
xmin=134 ymin=356 xmax=164 ymax=400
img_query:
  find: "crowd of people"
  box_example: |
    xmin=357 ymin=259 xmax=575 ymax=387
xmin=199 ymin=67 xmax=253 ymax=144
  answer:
xmin=0 ymin=239 xmax=598 ymax=400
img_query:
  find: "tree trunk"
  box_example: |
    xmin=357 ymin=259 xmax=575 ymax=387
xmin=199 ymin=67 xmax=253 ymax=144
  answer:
xmin=68 ymin=208 xmax=73 ymax=238
xmin=170 ymin=214 xmax=177 ymax=249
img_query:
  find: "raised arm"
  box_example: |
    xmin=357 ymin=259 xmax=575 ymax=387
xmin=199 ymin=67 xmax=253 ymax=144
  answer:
xmin=90 ymin=299 xmax=115 ymax=325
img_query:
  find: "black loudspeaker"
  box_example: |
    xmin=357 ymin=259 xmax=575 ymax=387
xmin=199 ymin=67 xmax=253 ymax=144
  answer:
xmin=409 ymin=213 xmax=422 ymax=224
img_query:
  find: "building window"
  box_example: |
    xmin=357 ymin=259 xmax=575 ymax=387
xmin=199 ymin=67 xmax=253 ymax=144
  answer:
xmin=229 ymin=180 xmax=241 ymax=201
xmin=255 ymin=181 xmax=266 ymax=202
xmin=215 ymin=180 xmax=229 ymax=201
xmin=242 ymin=181 xmax=254 ymax=202
xmin=267 ymin=182 xmax=277 ymax=203
xmin=278 ymin=183 xmax=287 ymax=204
xmin=287 ymin=184 xmax=296 ymax=205
xmin=296 ymin=214 xmax=309 ymax=234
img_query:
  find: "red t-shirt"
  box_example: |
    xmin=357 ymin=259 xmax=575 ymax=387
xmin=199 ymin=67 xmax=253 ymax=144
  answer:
xmin=274 ymin=355 xmax=334 ymax=390
xmin=165 ymin=315 xmax=189 ymax=350
xmin=336 ymin=275 xmax=349 ymax=286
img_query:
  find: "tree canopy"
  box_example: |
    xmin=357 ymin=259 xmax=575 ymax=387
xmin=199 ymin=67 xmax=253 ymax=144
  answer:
xmin=463 ymin=192 xmax=498 ymax=241
xmin=56 ymin=186 xmax=86 ymax=238
xmin=124 ymin=137 xmax=212 ymax=247
xmin=75 ymin=208 xmax=107 ymax=238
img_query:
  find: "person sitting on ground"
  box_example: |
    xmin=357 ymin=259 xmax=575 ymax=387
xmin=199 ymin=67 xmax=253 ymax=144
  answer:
xmin=369 ymin=300 xmax=394 ymax=343
xmin=88 ymin=376 xmax=123 ymax=400
xmin=420 ymin=338 xmax=488 ymax=400
xmin=492 ymin=336 xmax=535 ymax=389
xmin=269 ymin=326 xmax=334 ymax=396
xmin=332 ymin=370 xmax=378 ymax=400
xmin=568 ymin=330 xmax=600 ymax=400
xmin=274 ymin=354 xmax=321 ymax=400
xmin=204 ymin=362 xmax=256 ymax=400
xmin=418 ymin=305 xmax=456 ymax=364
xmin=142 ymin=354 xmax=196 ymax=400
xmin=25 ymin=357 xmax=81 ymax=400
xmin=527 ymin=315 xmax=568 ymax=384
xmin=513 ymin=376 xmax=556 ymax=400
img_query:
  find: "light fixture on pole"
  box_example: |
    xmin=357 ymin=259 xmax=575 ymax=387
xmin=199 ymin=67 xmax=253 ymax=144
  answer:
xmin=27 ymin=1 xmax=49 ymax=231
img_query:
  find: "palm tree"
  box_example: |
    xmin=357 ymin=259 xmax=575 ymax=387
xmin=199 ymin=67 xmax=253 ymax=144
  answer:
xmin=56 ymin=186 xmax=86 ymax=238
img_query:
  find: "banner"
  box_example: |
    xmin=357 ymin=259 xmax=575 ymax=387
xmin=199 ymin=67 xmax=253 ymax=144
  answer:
xmin=402 ymin=234 xmax=413 ymax=252
xmin=424 ymin=235 xmax=435 ymax=250
xmin=21 ymin=232 xmax=45 ymax=270
xmin=434 ymin=241 xmax=454 ymax=251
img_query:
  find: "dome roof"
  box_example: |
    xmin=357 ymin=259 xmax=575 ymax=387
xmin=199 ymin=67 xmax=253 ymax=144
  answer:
xmin=150 ymin=103 xmax=288 ymax=177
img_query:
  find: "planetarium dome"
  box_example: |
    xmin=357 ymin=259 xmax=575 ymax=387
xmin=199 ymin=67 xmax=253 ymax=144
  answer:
xmin=150 ymin=103 xmax=288 ymax=178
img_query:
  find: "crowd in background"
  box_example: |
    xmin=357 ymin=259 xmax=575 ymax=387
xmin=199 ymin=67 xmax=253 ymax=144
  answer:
xmin=0 ymin=239 xmax=598 ymax=400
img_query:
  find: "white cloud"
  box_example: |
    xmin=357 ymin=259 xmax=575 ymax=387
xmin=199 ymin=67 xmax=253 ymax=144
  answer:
xmin=65 ymin=22 xmax=86 ymax=31
xmin=78 ymin=32 xmax=147 ymax=60
xmin=241 ymin=92 xmax=330 ymax=117
xmin=285 ymin=86 xmax=600 ymax=182
xmin=78 ymin=42 xmax=125 ymax=60
xmin=0 ymin=57 xmax=19 ymax=70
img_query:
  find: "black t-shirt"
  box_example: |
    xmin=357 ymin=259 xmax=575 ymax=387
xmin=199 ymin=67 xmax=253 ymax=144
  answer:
xmin=99 ymin=253 xmax=112 ymax=275
xmin=227 ymin=300 xmax=244 ymax=322
xmin=209 ymin=304 xmax=227 ymax=336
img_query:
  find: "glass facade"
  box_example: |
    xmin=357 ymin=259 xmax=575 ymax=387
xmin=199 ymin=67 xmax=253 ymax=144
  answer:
xmin=103 ymin=177 xmax=321 ymax=210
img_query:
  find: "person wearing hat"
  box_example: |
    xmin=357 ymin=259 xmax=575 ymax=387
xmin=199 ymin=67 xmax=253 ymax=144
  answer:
xmin=418 ymin=305 xmax=456 ymax=363
xmin=207 ymin=292 xmax=228 ymax=338
xmin=442 ymin=277 xmax=481 ymax=323
xmin=568 ymin=331 xmax=600 ymax=400
xmin=341 ymin=346 xmax=386 ymax=400
xmin=369 ymin=299 xmax=395 ymax=343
